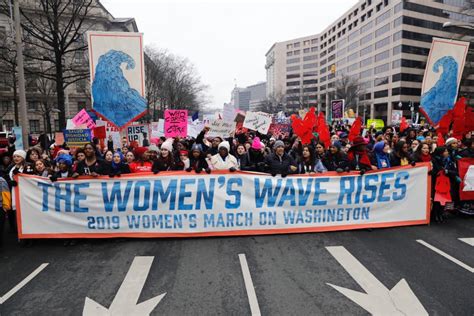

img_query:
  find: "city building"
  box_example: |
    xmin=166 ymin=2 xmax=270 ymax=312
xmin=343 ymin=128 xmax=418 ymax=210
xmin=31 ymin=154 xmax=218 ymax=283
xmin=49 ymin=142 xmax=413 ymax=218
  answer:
xmin=265 ymin=0 xmax=473 ymax=123
xmin=0 ymin=1 xmax=138 ymax=134
xmin=231 ymin=82 xmax=267 ymax=111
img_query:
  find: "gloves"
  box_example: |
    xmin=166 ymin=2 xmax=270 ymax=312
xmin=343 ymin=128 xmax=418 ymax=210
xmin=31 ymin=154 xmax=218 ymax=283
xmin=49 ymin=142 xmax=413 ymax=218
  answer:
xmin=109 ymin=173 xmax=115 ymax=178
xmin=50 ymin=175 xmax=58 ymax=182
xmin=410 ymin=161 xmax=416 ymax=167
xmin=271 ymin=173 xmax=277 ymax=177
xmin=153 ymin=169 xmax=160 ymax=174
xmin=115 ymin=171 xmax=121 ymax=177
xmin=229 ymin=167 xmax=236 ymax=172
xmin=257 ymin=162 xmax=266 ymax=168
xmin=11 ymin=180 xmax=17 ymax=187
xmin=195 ymin=168 xmax=201 ymax=174
xmin=336 ymin=168 xmax=343 ymax=173
xmin=185 ymin=167 xmax=193 ymax=172
xmin=360 ymin=169 xmax=366 ymax=176
xmin=205 ymin=168 xmax=211 ymax=174
xmin=12 ymin=169 xmax=19 ymax=175
xmin=444 ymin=169 xmax=449 ymax=175
xmin=345 ymin=167 xmax=350 ymax=172
xmin=281 ymin=173 xmax=288 ymax=178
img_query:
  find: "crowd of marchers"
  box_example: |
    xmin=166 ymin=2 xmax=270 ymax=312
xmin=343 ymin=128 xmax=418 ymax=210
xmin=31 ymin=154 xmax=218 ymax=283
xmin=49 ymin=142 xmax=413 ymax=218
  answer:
xmin=0 ymin=122 xmax=473 ymax=248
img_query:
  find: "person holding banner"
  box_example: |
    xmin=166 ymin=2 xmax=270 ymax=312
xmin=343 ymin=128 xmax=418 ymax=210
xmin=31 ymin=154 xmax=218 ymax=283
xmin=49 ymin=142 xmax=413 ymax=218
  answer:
xmin=373 ymin=141 xmax=391 ymax=169
xmin=100 ymin=151 xmax=130 ymax=177
xmin=0 ymin=175 xmax=12 ymax=249
xmin=264 ymin=140 xmax=297 ymax=177
xmin=322 ymin=142 xmax=349 ymax=172
xmin=186 ymin=144 xmax=211 ymax=174
xmin=347 ymin=137 xmax=377 ymax=174
xmin=210 ymin=141 xmax=238 ymax=171
xmin=129 ymin=147 xmax=153 ymax=173
xmin=152 ymin=139 xmax=175 ymax=173
xmin=72 ymin=143 xmax=104 ymax=178
xmin=34 ymin=159 xmax=53 ymax=178
xmin=240 ymin=138 xmax=266 ymax=172
xmin=296 ymin=145 xmax=327 ymax=174
xmin=51 ymin=154 xmax=75 ymax=181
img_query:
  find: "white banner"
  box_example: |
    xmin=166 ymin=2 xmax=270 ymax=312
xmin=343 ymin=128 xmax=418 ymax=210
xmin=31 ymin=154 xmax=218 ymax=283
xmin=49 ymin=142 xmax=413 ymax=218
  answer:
xmin=16 ymin=165 xmax=431 ymax=238
xmin=207 ymin=119 xmax=236 ymax=138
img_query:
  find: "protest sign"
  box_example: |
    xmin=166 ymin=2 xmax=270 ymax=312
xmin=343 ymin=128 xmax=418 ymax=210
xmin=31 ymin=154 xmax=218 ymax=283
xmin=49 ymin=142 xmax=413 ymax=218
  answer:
xmin=12 ymin=126 xmax=23 ymax=150
xmin=331 ymin=100 xmax=344 ymax=120
xmin=234 ymin=112 xmax=246 ymax=123
xmin=367 ymin=119 xmax=385 ymax=130
xmin=87 ymin=31 xmax=147 ymax=128
xmin=458 ymin=158 xmax=474 ymax=200
xmin=127 ymin=124 xmax=149 ymax=145
xmin=223 ymin=104 xmax=236 ymax=122
xmin=150 ymin=120 xmax=164 ymax=138
xmin=93 ymin=126 xmax=106 ymax=139
xmin=235 ymin=122 xmax=248 ymax=135
xmin=187 ymin=121 xmax=204 ymax=138
xmin=269 ymin=123 xmax=290 ymax=138
xmin=72 ymin=109 xmax=96 ymax=130
xmin=54 ymin=132 xmax=65 ymax=146
xmin=207 ymin=120 xmax=236 ymax=138
xmin=64 ymin=129 xmax=92 ymax=148
xmin=164 ymin=110 xmax=187 ymax=137
xmin=392 ymin=110 xmax=403 ymax=124
xmin=15 ymin=164 xmax=430 ymax=239
xmin=243 ymin=111 xmax=272 ymax=134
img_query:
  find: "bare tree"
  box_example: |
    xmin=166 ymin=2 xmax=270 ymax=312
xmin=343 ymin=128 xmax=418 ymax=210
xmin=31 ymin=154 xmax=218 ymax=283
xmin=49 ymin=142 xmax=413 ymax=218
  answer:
xmin=0 ymin=0 xmax=95 ymax=130
xmin=254 ymin=92 xmax=285 ymax=113
xmin=144 ymin=45 xmax=208 ymax=120
xmin=335 ymin=74 xmax=364 ymax=111
xmin=0 ymin=22 xmax=19 ymax=124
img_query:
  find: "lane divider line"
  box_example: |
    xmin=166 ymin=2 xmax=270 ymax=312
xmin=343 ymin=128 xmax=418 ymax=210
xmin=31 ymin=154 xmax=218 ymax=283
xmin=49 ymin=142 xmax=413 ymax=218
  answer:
xmin=238 ymin=253 xmax=261 ymax=316
xmin=416 ymin=240 xmax=473 ymax=273
xmin=0 ymin=263 xmax=49 ymax=304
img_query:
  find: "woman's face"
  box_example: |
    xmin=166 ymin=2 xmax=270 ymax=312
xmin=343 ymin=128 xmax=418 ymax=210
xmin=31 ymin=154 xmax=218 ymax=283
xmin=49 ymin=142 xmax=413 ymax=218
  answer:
xmin=401 ymin=143 xmax=409 ymax=153
xmin=411 ymin=141 xmax=419 ymax=150
xmin=180 ymin=154 xmax=188 ymax=162
xmin=192 ymin=151 xmax=200 ymax=158
xmin=13 ymin=154 xmax=24 ymax=165
xmin=329 ymin=146 xmax=338 ymax=154
xmin=316 ymin=144 xmax=324 ymax=155
xmin=113 ymin=153 xmax=122 ymax=164
xmin=237 ymin=146 xmax=246 ymax=155
xmin=105 ymin=151 xmax=113 ymax=162
xmin=126 ymin=152 xmax=135 ymax=163
xmin=421 ymin=144 xmax=430 ymax=155
xmin=392 ymin=135 xmax=399 ymax=143
xmin=244 ymin=143 xmax=251 ymax=150
xmin=58 ymin=162 xmax=68 ymax=172
xmin=122 ymin=147 xmax=129 ymax=155
xmin=35 ymin=160 xmax=45 ymax=172
xmin=161 ymin=148 xmax=169 ymax=157
xmin=331 ymin=135 xmax=339 ymax=142
xmin=84 ymin=145 xmax=95 ymax=158
xmin=383 ymin=144 xmax=390 ymax=153
xmin=29 ymin=151 xmax=39 ymax=162
xmin=302 ymin=147 xmax=310 ymax=158
xmin=425 ymin=136 xmax=432 ymax=144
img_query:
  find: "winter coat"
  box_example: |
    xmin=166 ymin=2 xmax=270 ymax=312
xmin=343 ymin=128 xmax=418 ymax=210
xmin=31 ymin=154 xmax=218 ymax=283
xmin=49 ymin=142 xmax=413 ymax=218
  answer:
xmin=322 ymin=152 xmax=349 ymax=171
xmin=210 ymin=153 xmax=238 ymax=170
xmin=152 ymin=156 xmax=175 ymax=172
xmin=240 ymin=149 xmax=266 ymax=172
xmin=188 ymin=154 xmax=209 ymax=172
xmin=264 ymin=152 xmax=297 ymax=175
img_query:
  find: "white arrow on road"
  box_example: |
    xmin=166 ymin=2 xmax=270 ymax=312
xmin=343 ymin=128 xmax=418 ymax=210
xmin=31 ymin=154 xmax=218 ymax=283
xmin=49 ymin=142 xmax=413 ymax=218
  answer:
xmin=458 ymin=238 xmax=474 ymax=247
xmin=326 ymin=246 xmax=427 ymax=315
xmin=83 ymin=256 xmax=166 ymax=316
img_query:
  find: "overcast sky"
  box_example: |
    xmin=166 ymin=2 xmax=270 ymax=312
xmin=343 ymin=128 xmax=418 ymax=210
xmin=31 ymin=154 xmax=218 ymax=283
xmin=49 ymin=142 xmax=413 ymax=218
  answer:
xmin=101 ymin=0 xmax=358 ymax=109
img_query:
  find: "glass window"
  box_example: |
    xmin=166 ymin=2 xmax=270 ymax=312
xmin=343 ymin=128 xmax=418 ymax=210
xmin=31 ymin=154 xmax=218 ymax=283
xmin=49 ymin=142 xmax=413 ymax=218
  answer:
xmin=375 ymin=36 xmax=390 ymax=49
xmin=286 ymin=51 xmax=293 ymax=57
xmin=320 ymin=67 xmax=327 ymax=74
xmin=303 ymin=71 xmax=318 ymax=77
xmin=360 ymin=56 xmax=372 ymax=68
xmin=360 ymin=81 xmax=372 ymax=90
xmin=336 ymin=59 xmax=347 ymax=67
xmin=348 ymin=41 xmax=359 ymax=52
xmin=303 ymin=87 xmax=318 ymax=92
xmin=392 ymin=73 xmax=423 ymax=82
xmin=360 ymin=69 xmax=373 ymax=78
xmin=3 ymin=120 xmax=14 ymax=131
xmin=393 ymin=31 xmax=402 ymax=42
xmin=294 ymin=42 xmax=301 ymax=48
xmin=374 ymin=63 xmax=389 ymax=74
xmin=360 ymin=45 xmax=373 ymax=56
xmin=402 ymin=30 xmax=433 ymax=43
xmin=394 ymin=2 xmax=402 ymax=13
xmin=375 ymin=23 xmax=390 ymax=37
xmin=347 ymin=52 xmax=358 ymax=62
xmin=374 ymin=76 xmax=389 ymax=86
xmin=287 ymin=57 xmax=300 ymax=64
xmin=303 ymin=48 xmax=310 ymax=53
xmin=54 ymin=120 xmax=60 ymax=132
xmin=304 ymin=40 xmax=311 ymax=46
xmin=375 ymin=10 xmax=391 ymax=25
xmin=303 ymin=63 xmax=318 ymax=69
xmin=401 ymin=59 xmax=426 ymax=69
xmin=29 ymin=120 xmax=40 ymax=133
xmin=311 ymin=46 xmax=318 ymax=52
xmin=393 ymin=16 xmax=402 ymax=28
xmin=303 ymin=54 xmax=318 ymax=61
xmin=401 ymin=44 xmax=430 ymax=56
xmin=287 ymin=74 xmax=300 ymax=79
xmin=28 ymin=101 xmax=39 ymax=110
xmin=328 ymin=54 xmax=336 ymax=62
xmin=287 ymin=44 xmax=293 ymax=49
xmin=303 ymin=79 xmax=318 ymax=84
xmin=360 ymin=21 xmax=373 ymax=34
xmin=320 ymin=59 xmax=327 ymax=66
xmin=294 ymin=50 xmax=301 ymax=55
xmin=347 ymin=62 xmax=358 ymax=73
xmin=360 ymin=33 xmax=373 ymax=45
xmin=348 ymin=31 xmax=359 ymax=42
xmin=320 ymin=76 xmax=327 ymax=82
xmin=311 ymin=39 xmax=318 ymax=44
xmin=392 ymin=60 xmax=401 ymax=68
xmin=287 ymin=65 xmax=300 ymax=72
xmin=375 ymin=50 xmax=390 ymax=62
xmin=393 ymin=45 xmax=402 ymax=55
xmin=286 ymin=81 xmax=300 ymax=86
xmin=374 ymin=89 xmax=388 ymax=98
xmin=392 ymin=87 xmax=422 ymax=96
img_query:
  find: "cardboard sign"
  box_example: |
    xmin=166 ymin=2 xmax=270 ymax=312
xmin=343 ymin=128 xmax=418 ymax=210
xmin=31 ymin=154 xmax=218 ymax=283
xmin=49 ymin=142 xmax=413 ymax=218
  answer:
xmin=234 ymin=112 xmax=246 ymax=123
xmin=164 ymin=110 xmax=187 ymax=137
xmin=367 ymin=119 xmax=385 ymax=131
xmin=54 ymin=132 xmax=65 ymax=146
xmin=243 ymin=111 xmax=272 ymax=134
xmin=72 ymin=109 xmax=96 ymax=130
xmin=127 ymin=124 xmax=149 ymax=145
xmin=207 ymin=120 xmax=236 ymax=138
xmin=187 ymin=121 xmax=204 ymax=138
xmin=93 ymin=126 xmax=106 ymax=139
xmin=223 ymin=103 xmax=236 ymax=122
xmin=150 ymin=120 xmax=164 ymax=138
xmin=331 ymin=100 xmax=344 ymax=120
xmin=391 ymin=110 xmax=403 ymax=124
xmin=64 ymin=129 xmax=92 ymax=148
xmin=13 ymin=126 xmax=23 ymax=150
xmin=269 ymin=123 xmax=290 ymax=138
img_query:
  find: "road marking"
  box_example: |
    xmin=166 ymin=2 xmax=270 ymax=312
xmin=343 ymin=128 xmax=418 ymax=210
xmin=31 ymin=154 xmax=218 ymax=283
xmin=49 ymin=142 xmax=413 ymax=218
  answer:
xmin=0 ymin=263 xmax=49 ymax=304
xmin=238 ymin=253 xmax=261 ymax=316
xmin=83 ymin=256 xmax=166 ymax=316
xmin=416 ymin=240 xmax=473 ymax=273
xmin=326 ymin=246 xmax=427 ymax=315
xmin=458 ymin=238 xmax=474 ymax=247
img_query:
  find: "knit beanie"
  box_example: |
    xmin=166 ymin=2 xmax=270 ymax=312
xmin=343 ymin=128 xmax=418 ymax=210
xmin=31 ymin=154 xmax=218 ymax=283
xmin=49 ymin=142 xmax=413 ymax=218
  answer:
xmin=251 ymin=137 xmax=262 ymax=150
xmin=160 ymin=139 xmax=174 ymax=152
xmin=273 ymin=140 xmax=284 ymax=150
xmin=13 ymin=150 xmax=26 ymax=160
xmin=218 ymin=141 xmax=230 ymax=151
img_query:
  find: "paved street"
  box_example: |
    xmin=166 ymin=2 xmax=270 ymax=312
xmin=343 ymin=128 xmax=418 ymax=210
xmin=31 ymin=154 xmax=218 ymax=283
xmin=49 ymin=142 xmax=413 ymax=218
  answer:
xmin=0 ymin=216 xmax=473 ymax=315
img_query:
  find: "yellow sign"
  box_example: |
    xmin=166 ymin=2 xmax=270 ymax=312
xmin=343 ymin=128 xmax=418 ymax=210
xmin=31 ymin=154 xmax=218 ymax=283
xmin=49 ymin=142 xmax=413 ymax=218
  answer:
xmin=330 ymin=64 xmax=336 ymax=74
xmin=367 ymin=119 xmax=385 ymax=130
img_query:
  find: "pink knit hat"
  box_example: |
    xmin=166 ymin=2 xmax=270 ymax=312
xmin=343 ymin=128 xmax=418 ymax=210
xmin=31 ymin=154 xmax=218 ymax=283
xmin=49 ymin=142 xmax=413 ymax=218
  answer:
xmin=251 ymin=137 xmax=262 ymax=150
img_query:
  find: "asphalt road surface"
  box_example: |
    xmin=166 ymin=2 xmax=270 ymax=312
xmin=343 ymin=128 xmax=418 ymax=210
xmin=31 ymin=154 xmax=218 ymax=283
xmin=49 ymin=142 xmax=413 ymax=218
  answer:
xmin=0 ymin=216 xmax=473 ymax=315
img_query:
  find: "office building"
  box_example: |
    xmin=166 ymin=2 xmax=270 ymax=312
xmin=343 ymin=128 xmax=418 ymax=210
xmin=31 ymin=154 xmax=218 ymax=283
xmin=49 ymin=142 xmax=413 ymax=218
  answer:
xmin=265 ymin=0 xmax=473 ymax=123
xmin=231 ymin=82 xmax=267 ymax=111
